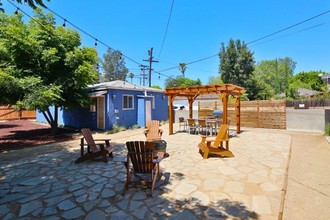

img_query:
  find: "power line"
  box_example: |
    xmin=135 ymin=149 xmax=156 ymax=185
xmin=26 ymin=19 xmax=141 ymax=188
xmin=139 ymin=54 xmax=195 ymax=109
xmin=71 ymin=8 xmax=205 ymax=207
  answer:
xmin=43 ymin=5 xmax=144 ymax=67
xmin=152 ymin=70 xmax=175 ymax=81
xmin=157 ymin=0 xmax=175 ymax=59
xmin=246 ymin=10 xmax=330 ymax=45
xmin=5 ymin=1 xmax=167 ymax=86
xmin=6 ymin=1 xmax=55 ymax=34
xmin=5 ymin=1 xmax=330 ymax=82
xmin=251 ymin=23 xmax=326 ymax=46
xmin=157 ymin=54 xmax=217 ymax=73
xmin=155 ymin=9 xmax=330 ymax=74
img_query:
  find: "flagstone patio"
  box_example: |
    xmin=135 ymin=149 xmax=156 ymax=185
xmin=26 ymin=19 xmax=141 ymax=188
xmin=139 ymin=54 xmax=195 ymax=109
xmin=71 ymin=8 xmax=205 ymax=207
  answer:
xmin=0 ymin=123 xmax=326 ymax=219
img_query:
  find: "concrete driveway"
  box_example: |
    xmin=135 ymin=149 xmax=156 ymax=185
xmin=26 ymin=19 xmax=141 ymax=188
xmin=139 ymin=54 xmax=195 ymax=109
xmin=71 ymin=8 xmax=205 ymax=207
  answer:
xmin=0 ymin=123 xmax=329 ymax=219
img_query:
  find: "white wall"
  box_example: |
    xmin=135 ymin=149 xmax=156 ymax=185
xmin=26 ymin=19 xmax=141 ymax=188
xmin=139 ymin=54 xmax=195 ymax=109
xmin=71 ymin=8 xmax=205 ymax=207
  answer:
xmin=286 ymin=109 xmax=325 ymax=134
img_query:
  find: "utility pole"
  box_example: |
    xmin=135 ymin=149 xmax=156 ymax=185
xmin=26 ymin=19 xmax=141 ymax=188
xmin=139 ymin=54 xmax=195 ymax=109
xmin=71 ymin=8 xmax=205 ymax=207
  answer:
xmin=143 ymin=47 xmax=158 ymax=87
xmin=139 ymin=65 xmax=148 ymax=86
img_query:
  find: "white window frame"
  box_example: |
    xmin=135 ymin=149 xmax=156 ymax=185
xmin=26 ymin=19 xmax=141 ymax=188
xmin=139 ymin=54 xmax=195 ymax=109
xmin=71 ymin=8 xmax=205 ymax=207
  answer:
xmin=152 ymin=96 xmax=155 ymax=109
xmin=123 ymin=94 xmax=134 ymax=110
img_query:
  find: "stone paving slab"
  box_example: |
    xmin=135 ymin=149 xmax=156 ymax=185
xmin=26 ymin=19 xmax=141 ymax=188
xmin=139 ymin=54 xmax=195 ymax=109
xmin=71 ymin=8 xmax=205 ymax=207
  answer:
xmin=0 ymin=124 xmax=293 ymax=219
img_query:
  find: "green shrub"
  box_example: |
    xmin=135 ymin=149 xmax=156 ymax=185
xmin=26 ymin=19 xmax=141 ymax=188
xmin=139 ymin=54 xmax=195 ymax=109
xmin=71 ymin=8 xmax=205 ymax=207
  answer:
xmin=107 ymin=125 xmax=127 ymax=134
xmin=325 ymin=123 xmax=330 ymax=136
xmin=160 ymin=120 xmax=168 ymax=125
xmin=131 ymin=124 xmax=139 ymax=129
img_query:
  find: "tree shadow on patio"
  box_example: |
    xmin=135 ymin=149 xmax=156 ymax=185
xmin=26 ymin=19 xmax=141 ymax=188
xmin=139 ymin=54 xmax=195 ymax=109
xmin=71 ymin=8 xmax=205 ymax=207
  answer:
xmin=166 ymin=197 xmax=259 ymax=219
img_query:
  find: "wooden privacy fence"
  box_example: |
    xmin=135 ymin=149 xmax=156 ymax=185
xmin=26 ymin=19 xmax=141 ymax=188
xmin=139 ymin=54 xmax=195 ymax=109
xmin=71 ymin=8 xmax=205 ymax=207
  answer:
xmin=199 ymin=100 xmax=286 ymax=129
xmin=0 ymin=105 xmax=36 ymax=121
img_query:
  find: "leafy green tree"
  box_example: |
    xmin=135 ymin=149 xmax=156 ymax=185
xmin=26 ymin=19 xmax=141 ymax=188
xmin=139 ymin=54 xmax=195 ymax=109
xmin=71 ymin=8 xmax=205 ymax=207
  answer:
xmin=286 ymin=80 xmax=306 ymax=99
xmin=245 ymin=75 xmax=274 ymax=100
xmin=208 ymin=75 xmax=223 ymax=85
xmin=1 ymin=0 xmax=49 ymax=12
xmin=289 ymin=71 xmax=325 ymax=91
xmin=254 ymin=58 xmax=296 ymax=95
xmin=0 ymin=70 xmax=20 ymax=103
xmin=151 ymin=85 xmax=162 ymax=89
xmin=19 ymin=0 xmax=49 ymax=8
xmin=100 ymin=48 xmax=128 ymax=82
xmin=178 ymin=63 xmax=187 ymax=78
xmin=219 ymin=38 xmax=255 ymax=88
xmin=0 ymin=9 xmax=99 ymax=132
xmin=164 ymin=76 xmax=202 ymax=89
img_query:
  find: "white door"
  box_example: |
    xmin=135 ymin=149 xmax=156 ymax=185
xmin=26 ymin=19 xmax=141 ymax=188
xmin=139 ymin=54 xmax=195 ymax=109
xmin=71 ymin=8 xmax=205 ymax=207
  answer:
xmin=145 ymin=100 xmax=152 ymax=122
xmin=97 ymin=96 xmax=105 ymax=129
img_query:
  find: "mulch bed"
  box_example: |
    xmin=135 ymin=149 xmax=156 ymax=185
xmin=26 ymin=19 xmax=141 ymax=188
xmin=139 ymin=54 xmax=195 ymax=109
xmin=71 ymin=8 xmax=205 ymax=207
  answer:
xmin=0 ymin=120 xmax=79 ymax=152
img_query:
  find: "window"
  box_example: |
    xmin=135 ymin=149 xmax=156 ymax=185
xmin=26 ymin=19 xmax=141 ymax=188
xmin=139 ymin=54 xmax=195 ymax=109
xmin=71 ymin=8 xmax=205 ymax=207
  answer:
xmin=90 ymin=98 xmax=96 ymax=112
xmin=152 ymin=96 xmax=155 ymax=109
xmin=123 ymin=95 xmax=134 ymax=109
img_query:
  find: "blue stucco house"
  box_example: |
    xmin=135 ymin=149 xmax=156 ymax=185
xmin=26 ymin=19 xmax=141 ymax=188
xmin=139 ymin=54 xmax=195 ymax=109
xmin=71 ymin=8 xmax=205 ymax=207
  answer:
xmin=37 ymin=80 xmax=169 ymax=130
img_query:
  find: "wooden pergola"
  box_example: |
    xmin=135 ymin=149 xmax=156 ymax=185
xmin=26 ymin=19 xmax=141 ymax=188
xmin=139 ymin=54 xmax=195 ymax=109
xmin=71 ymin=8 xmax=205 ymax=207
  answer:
xmin=164 ymin=84 xmax=246 ymax=135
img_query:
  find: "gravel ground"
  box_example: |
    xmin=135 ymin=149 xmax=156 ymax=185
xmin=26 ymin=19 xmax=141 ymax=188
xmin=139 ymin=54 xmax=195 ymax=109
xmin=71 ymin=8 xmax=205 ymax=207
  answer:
xmin=0 ymin=120 xmax=78 ymax=151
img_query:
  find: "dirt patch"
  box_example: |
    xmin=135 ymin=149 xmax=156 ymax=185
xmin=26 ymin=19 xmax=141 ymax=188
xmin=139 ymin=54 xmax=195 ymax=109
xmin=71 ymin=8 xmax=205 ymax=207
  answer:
xmin=0 ymin=120 xmax=79 ymax=152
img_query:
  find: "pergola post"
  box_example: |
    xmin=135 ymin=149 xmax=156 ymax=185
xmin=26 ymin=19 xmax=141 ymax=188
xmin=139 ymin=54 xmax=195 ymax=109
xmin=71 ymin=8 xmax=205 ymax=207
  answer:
xmin=222 ymin=93 xmax=229 ymax=125
xmin=187 ymin=96 xmax=194 ymax=119
xmin=168 ymin=95 xmax=175 ymax=135
xmin=235 ymin=96 xmax=241 ymax=133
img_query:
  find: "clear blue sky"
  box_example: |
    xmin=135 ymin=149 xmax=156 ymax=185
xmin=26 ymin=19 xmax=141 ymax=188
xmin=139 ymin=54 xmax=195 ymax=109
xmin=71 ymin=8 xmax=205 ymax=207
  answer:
xmin=2 ymin=0 xmax=330 ymax=88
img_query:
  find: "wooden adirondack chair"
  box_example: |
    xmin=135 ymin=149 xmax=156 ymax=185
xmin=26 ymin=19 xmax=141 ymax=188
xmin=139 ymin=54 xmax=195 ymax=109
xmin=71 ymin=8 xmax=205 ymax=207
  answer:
xmin=198 ymin=124 xmax=234 ymax=159
xmin=75 ymin=128 xmax=114 ymax=164
xmin=124 ymin=141 xmax=164 ymax=196
xmin=144 ymin=120 xmax=163 ymax=141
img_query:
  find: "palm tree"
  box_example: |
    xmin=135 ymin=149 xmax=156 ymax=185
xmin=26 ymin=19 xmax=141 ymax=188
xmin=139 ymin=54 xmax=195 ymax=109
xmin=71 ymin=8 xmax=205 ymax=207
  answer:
xmin=179 ymin=63 xmax=187 ymax=78
xmin=128 ymin=72 xmax=134 ymax=83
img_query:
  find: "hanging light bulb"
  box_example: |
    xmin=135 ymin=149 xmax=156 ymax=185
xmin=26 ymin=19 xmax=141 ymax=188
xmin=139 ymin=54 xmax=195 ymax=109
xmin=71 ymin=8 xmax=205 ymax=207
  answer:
xmin=63 ymin=19 xmax=66 ymax=27
xmin=158 ymin=73 xmax=160 ymax=79
xmin=14 ymin=8 xmax=19 ymax=15
xmin=94 ymin=39 xmax=98 ymax=48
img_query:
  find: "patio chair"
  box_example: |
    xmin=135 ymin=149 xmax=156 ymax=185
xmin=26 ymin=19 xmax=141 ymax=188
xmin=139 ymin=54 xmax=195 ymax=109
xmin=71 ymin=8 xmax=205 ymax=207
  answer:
xmin=198 ymin=119 xmax=211 ymax=135
xmin=178 ymin=117 xmax=187 ymax=132
xmin=75 ymin=128 xmax=114 ymax=164
xmin=123 ymin=141 xmax=164 ymax=196
xmin=187 ymin=118 xmax=198 ymax=134
xmin=144 ymin=120 xmax=163 ymax=141
xmin=198 ymin=124 xmax=234 ymax=159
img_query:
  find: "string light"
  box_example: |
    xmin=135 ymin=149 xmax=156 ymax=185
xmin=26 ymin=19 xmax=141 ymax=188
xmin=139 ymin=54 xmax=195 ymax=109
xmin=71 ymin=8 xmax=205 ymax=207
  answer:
xmin=5 ymin=0 xmax=187 ymax=83
xmin=24 ymin=0 xmax=27 ymax=5
xmin=6 ymin=1 xmax=175 ymax=83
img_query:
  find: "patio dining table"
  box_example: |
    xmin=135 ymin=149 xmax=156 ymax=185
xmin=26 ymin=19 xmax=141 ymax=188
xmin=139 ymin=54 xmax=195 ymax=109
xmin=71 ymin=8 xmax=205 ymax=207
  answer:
xmin=204 ymin=118 xmax=221 ymax=135
xmin=186 ymin=118 xmax=222 ymax=135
